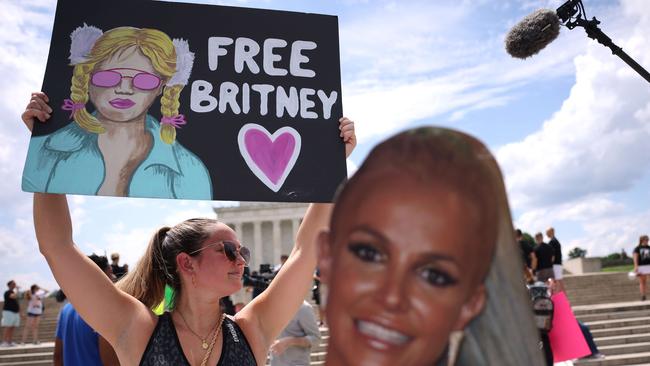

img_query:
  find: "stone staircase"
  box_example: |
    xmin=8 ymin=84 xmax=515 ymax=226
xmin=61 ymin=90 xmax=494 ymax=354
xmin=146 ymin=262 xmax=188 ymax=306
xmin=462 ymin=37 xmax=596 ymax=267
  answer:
xmin=564 ymin=272 xmax=641 ymax=306
xmin=563 ymin=272 xmax=650 ymax=366
xmin=0 ymin=297 xmax=63 ymax=366
xmin=4 ymin=272 xmax=647 ymax=366
xmin=1 ymin=297 xmax=330 ymax=366
xmin=0 ymin=343 xmax=54 ymax=366
xmin=573 ymin=302 xmax=650 ymax=366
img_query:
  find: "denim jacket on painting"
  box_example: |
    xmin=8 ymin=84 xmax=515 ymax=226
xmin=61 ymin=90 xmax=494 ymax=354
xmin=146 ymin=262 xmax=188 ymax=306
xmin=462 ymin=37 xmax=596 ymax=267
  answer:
xmin=22 ymin=115 xmax=212 ymax=200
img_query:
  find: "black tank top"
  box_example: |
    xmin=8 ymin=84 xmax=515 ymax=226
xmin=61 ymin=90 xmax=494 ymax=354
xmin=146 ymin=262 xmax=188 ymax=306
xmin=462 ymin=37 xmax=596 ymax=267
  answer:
xmin=140 ymin=312 xmax=257 ymax=366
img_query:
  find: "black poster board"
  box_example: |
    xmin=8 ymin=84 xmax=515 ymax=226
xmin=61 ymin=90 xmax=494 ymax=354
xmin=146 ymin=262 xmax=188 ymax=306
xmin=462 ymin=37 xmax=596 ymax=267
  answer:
xmin=22 ymin=0 xmax=345 ymax=202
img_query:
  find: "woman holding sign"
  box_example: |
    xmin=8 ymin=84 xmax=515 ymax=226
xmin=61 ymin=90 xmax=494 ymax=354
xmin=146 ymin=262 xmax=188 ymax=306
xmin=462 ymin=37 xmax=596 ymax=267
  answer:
xmin=24 ymin=92 xmax=356 ymax=365
xmin=317 ymin=127 xmax=544 ymax=365
xmin=22 ymin=24 xmax=212 ymax=199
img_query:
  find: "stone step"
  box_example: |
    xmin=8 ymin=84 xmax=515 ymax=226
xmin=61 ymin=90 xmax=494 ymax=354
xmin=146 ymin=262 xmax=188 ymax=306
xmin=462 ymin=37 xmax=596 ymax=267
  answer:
xmin=573 ymin=351 xmax=650 ymax=366
xmin=573 ymin=302 xmax=650 ymax=317
xmin=569 ymin=295 xmax=642 ymax=307
xmin=585 ymin=317 xmax=650 ymax=330
xmin=564 ymin=278 xmax=637 ymax=285
xmin=0 ymin=344 xmax=54 ymax=356
xmin=590 ymin=324 xmax=650 ymax=338
xmin=595 ymin=332 xmax=650 ymax=347
xmin=578 ymin=310 xmax=650 ymax=323
xmin=565 ymin=278 xmax=638 ymax=286
xmin=0 ymin=352 xmax=52 ymax=363
xmin=0 ymin=362 xmax=53 ymax=366
xmin=563 ymin=273 xmax=644 ymax=306
xmin=598 ymin=341 xmax=650 ymax=356
xmin=567 ymin=288 xmax=640 ymax=299
xmin=310 ymin=351 xmax=326 ymax=362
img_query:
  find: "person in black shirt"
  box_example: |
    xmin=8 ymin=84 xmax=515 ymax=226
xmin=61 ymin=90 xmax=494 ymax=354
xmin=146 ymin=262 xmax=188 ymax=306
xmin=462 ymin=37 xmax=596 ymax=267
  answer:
xmin=516 ymin=229 xmax=537 ymax=283
xmin=633 ymin=235 xmax=650 ymax=301
xmin=533 ymin=232 xmax=555 ymax=283
xmin=1 ymin=280 xmax=20 ymax=346
xmin=109 ymin=253 xmax=128 ymax=281
xmin=546 ymin=227 xmax=564 ymax=291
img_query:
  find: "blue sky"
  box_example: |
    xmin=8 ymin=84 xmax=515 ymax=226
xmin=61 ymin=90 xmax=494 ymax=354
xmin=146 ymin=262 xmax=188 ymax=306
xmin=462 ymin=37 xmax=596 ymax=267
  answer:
xmin=1 ymin=0 xmax=649 ymax=290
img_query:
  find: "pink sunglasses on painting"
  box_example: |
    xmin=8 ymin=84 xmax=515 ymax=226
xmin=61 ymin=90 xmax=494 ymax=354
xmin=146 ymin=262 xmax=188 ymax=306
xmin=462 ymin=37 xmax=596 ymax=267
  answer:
xmin=91 ymin=68 xmax=162 ymax=90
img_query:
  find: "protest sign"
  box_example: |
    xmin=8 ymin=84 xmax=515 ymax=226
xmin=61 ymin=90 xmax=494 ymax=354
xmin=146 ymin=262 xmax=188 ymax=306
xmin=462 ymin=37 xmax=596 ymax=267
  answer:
xmin=22 ymin=0 xmax=345 ymax=202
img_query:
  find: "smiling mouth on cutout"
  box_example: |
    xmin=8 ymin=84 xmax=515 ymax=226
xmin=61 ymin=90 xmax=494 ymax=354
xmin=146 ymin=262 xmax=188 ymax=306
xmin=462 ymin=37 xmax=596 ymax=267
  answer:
xmin=355 ymin=319 xmax=412 ymax=350
xmin=109 ymin=98 xmax=135 ymax=109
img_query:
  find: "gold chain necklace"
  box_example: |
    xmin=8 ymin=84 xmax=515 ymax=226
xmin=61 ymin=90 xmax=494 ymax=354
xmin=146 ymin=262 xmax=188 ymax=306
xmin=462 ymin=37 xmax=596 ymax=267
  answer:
xmin=201 ymin=314 xmax=226 ymax=366
xmin=177 ymin=310 xmax=223 ymax=350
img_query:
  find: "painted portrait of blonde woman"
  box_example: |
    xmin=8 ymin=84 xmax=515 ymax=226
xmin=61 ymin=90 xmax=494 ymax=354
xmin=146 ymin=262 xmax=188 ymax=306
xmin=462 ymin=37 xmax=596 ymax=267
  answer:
xmin=22 ymin=24 xmax=212 ymax=199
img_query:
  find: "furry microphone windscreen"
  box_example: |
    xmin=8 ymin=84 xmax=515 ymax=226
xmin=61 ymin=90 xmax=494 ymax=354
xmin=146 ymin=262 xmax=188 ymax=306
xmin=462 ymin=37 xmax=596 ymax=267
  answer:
xmin=505 ymin=9 xmax=561 ymax=59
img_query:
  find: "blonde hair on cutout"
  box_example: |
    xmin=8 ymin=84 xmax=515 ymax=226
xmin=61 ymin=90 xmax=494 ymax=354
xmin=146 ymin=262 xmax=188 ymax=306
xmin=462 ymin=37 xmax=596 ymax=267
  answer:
xmin=67 ymin=26 xmax=183 ymax=144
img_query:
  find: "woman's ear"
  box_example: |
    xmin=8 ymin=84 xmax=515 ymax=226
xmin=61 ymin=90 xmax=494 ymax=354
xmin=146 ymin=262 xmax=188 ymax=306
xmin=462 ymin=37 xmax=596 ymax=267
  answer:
xmin=175 ymin=252 xmax=195 ymax=275
xmin=453 ymin=284 xmax=486 ymax=331
xmin=317 ymin=230 xmax=333 ymax=285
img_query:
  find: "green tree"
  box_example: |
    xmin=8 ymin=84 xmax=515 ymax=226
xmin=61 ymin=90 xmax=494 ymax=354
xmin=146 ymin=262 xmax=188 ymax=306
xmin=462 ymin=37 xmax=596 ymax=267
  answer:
xmin=568 ymin=247 xmax=587 ymax=259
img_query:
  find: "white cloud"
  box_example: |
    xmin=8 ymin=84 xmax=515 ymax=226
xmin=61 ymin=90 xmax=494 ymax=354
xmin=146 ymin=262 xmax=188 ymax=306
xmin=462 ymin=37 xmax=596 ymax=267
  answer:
xmin=0 ymin=1 xmax=55 ymax=231
xmin=338 ymin=0 xmax=604 ymax=142
xmin=93 ymin=226 xmax=159 ymax=269
xmin=0 ymin=226 xmax=30 ymax=260
xmin=497 ymin=2 xmax=650 ymax=210
xmin=11 ymin=271 xmax=59 ymax=293
xmin=346 ymin=158 xmax=358 ymax=178
xmin=568 ymin=208 xmax=650 ymax=258
xmin=499 ymin=0 xmax=650 ymax=258
xmin=513 ymin=195 xmax=650 ymax=257
xmin=163 ymin=208 xmax=217 ymax=227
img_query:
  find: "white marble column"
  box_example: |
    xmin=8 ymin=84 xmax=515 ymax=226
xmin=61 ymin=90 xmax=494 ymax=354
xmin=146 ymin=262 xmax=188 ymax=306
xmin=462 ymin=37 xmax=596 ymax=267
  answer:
xmin=272 ymin=220 xmax=281 ymax=262
xmin=253 ymin=221 xmax=262 ymax=270
xmin=235 ymin=223 xmax=243 ymax=238
xmin=292 ymin=218 xmax=300 ymax=241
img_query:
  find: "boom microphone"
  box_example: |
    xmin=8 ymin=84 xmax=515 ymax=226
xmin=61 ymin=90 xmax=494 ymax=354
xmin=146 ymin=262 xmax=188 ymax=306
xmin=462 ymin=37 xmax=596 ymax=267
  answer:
xmin=505 ymin=9 xmax=561 ymax=59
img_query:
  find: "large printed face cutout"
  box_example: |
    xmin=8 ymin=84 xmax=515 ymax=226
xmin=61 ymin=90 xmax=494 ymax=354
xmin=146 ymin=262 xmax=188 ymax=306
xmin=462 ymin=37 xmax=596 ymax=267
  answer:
xmin=320 ymin=171 xmax=488 ymax=366
xmin=89 ymin=46 xmax=164 ymax=122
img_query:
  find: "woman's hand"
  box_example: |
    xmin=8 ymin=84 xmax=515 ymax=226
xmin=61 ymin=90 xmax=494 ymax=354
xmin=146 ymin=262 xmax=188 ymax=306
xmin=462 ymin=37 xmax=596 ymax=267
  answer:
xmin=21 ymin=92 xmax=52 ymax=132
xmin=339 ymin=117 xmax=356 ymax=158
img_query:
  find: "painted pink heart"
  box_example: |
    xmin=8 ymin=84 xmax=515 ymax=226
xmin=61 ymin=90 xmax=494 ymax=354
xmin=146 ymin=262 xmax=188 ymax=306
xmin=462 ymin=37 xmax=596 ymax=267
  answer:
xmin=238 ymin=124 xmax=302 ymax=192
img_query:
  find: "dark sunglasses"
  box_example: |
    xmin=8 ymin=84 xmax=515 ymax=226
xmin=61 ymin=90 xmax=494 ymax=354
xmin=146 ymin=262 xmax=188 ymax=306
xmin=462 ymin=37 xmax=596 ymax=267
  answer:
xmin=190 ymin=241 xmax=251 ymax=266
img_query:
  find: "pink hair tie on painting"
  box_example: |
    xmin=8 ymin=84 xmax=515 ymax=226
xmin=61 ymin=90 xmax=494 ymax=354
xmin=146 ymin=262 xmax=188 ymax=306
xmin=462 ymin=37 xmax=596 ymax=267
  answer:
xmin=161 ymin=114 xmax=187 ymax=128
xmin=61 ymin=99 xmax=85 ymax=119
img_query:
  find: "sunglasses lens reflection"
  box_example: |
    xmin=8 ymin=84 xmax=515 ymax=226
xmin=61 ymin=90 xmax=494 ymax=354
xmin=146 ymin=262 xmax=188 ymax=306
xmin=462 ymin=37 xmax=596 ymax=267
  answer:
xmin=223 ymin=242 xmax=251 ymax=265
xmin=223 ymin=242 xmax=237 ymax=261
xmin=240 ymin=247 xmax=251 ymax=265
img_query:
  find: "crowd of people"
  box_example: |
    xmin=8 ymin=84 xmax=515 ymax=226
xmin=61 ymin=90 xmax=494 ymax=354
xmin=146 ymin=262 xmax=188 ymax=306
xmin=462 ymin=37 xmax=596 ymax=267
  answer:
xmin=7 ymin=25 xmax=644 ymax=363
xmin=0 ymin=253 xmax=128 ymax=350
xmin=516 ymin=227 xmax=564 ymax=289
xmin=513 ymin=227 xmax=650 ymax=361
xmin=1 ymin=281 xmax=51 ymax=347
xmin=6 ymin=86 xmax=549 ymax=366
xmin=517 ymin=228 xmax=650 ymax=302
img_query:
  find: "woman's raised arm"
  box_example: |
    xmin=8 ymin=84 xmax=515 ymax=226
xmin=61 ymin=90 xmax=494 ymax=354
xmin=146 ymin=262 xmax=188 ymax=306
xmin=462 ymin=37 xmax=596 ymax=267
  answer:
xmin=33 ymin=195 xmax=148 ymax=346
xmin=27 ymin=93 xmax=151 ymax=350
xmin=236 ymin=117 xmax=356 ymax=355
